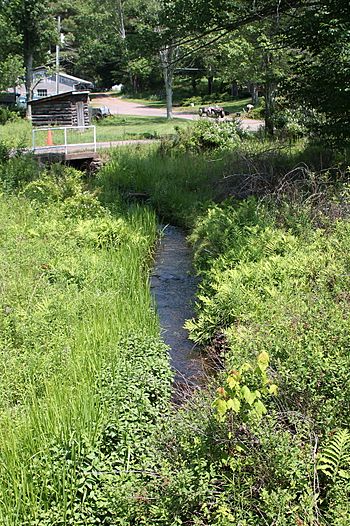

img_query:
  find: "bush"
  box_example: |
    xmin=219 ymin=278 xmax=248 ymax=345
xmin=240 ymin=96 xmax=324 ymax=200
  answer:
xmin=187 ymin=198 xmax=350 ymax=432
xmin=0 ymin=154 xmax=39 ymax=191
xmin=182 ymin=96 xmax=203 ymax=106
xmin=0 ymin=106 xmax=20 ymax=125
xmin=170 ymin=119 xmax=248 ymax=153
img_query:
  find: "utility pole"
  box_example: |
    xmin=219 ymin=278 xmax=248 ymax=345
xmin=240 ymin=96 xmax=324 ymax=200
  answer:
xmin=55 ymin=15 xmax=61 ymax=95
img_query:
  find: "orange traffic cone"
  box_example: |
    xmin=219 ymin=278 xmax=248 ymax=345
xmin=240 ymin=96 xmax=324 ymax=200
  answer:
xmin=46 ymin=129 xmax=54 ymax=146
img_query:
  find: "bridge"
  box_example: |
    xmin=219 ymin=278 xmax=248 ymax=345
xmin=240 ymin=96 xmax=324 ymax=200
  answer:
xmin=31 ymin=125 xmax=155 ymax=166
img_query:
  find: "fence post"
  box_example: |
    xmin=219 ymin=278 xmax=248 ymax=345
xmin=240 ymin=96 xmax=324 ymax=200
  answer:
xmin=93 ymin=126 xmax=96 ymax=152
xmin=64 ymin=127 xmax=68 ymax=154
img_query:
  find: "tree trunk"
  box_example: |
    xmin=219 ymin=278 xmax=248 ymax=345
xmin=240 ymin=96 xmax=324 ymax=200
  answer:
xmin=264 ymin=80 xmax=275 ymax=137
xmin=264 ymin=52 xmax=275 ymax=137
xmin=24 ymin=50 xmax=33 ymax=120
xmin=191 ymin=76 xmax=197 ymax=94
xmin=251 ymin=83 xmax=259 ymax=105
xmin=207 ymin=75 xmax=213 ymax=95
xmin=231 ymin=82 xmax=238 ymax=98
xmin=159 ymin=45 xmax=175 ymax=120
xmin=164 ymin=68 xmax=173 ymax=120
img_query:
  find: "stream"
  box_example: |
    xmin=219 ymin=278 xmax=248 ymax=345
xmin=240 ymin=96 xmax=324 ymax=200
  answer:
xmin=151 ymin=225 xmax=204 ymax=390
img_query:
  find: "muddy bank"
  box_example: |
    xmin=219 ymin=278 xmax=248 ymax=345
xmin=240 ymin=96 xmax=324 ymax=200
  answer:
xmin=151 ymin=225 xmax=203 ymax=387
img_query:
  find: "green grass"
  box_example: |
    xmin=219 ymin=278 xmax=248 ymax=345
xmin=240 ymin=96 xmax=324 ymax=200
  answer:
xmin=0 ymin=165 xmax=172 ymax=524
xmin=116 ymin=94 xmax=253 ymax=115
xmin=97 ymin=145 xmax=229 ymax=227
xmin=94 ymin=114 xmax=190 ymax=141
xmin=0 ymin=115 xmax=191 ymax=149
xmin=1 ymin=135 xmax=348 ymax=524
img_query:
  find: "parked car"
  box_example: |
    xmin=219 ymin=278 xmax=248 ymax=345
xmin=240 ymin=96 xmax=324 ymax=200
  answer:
xmin=16 ymin=95 xmax=40 ymax=109
xmin=90 ymin=105 xmax=111 ymax=120
xmin=17 ymin=95 xmax=27 ymax=108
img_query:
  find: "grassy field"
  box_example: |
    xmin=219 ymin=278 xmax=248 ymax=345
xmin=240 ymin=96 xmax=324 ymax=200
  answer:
xmin=0 ymin=162 xmax=172 ymax=524
xmin=1 ymin=131 xmax=349 ymax=524
xmin=0 ymin=115 xmax=191 ymax=149
xmin=95 ymin=141 xmax=350 ymax=524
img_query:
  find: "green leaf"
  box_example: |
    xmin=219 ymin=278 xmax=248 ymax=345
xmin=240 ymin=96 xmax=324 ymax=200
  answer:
xmin=254 ymin=399 xmax=267 ymax=417
xmin=257 ymin=351 xmax=269 ymax=370
xmin=269 ymin=384 xmax=278 ymax=395
xmin=241 ymin=385 xmax=256 ymax=405
xmin=227 ymin=375 xmax=239 ymax=389
xmin=227 ymin=397 xmax=241 ymax=413
xmin=215 ymin=399 xmax=228 ymax=416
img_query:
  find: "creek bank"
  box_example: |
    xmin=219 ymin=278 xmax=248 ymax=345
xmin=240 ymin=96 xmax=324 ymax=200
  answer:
xmin=151 ymin=225 xmax=204 ymax=390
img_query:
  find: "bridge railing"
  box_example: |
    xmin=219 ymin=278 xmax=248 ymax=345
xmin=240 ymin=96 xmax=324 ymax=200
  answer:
xmin=32 ymin=125 xmax=97 ymax=154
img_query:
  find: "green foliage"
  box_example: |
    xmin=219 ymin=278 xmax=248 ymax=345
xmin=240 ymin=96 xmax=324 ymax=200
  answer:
xmin=0 ymin=106 xmax=21 ymax=125
xmin=188 ymin=198 xmax=350 ymax=431
xmin=285 ymin=0 xmax=350 ymax=144
xmin=113 ymin=394 xmax=317 ymax=525
xmin=0 ymin=158 xmax=172 ymax=524
xmin=318 ymin=429 xmax=350 ymax=525
xmin=214 ymin=351 xmax=278 ymax=422
xmin=97 ymin=145 xmax=227 ymax=227
xmin=318 ymin=429 xmax=350 ymax=482
xmin=0 ymin=153 xmax=39 ymax=191
xmin=171 ymin=119 xmax=247 ymax=153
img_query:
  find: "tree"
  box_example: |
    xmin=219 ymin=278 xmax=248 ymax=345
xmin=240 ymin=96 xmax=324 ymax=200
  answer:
xmin=7 ymin=0 xmax=55 ymax=117
xmin=0 ymin=6 xmax=23 ymax=91
xmin=124 ymin=0 xmax=183 ymax=119
xmin=284 ymin=0 xmax=350 ymax=143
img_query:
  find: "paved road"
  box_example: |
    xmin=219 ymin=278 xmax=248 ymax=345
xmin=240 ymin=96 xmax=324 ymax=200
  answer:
xmin=93 ymin=96 xmax=263 ymax=132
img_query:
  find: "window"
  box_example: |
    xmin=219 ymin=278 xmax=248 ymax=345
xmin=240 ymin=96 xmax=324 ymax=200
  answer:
xmin=37 ymin=89 xmax=47 ymax=97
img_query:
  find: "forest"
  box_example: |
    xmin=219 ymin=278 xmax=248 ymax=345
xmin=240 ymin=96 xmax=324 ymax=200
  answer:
xmin=0 ymin=0 xmax=350 ymax=524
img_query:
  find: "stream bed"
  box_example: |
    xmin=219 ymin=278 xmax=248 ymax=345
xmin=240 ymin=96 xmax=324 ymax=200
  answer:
xmin=151 ymin=225 xmax=204 ymax=389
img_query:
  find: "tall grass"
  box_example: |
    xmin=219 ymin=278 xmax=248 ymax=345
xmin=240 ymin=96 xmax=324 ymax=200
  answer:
xmin=97 ymin=145 xmax=228 ymax=227
xmin=0 ymin=173 xmax=171 ymax=523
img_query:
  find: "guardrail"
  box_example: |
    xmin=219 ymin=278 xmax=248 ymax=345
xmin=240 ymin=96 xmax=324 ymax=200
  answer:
xmin=32 ymin=125 xmax=97 ymax=154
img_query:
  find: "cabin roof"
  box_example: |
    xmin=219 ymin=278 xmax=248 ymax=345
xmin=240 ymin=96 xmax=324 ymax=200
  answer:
xmin=29 ymin=91 xmax=90 ymax=105
xmin=33 ymin=67 xmax=93 ymax=85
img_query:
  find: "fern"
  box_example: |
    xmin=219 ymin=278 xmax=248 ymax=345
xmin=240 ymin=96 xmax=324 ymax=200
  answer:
xmin=318 ymin=429 xmax=350 ymax=482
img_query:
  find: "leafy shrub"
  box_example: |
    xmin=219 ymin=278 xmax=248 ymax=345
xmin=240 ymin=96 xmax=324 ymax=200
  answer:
xmin=171 ymin=119 xmax=247 ymax=153
xmin=0 ymin=154 xmax=39 ymax=191
xmin=113 ymin=389 xmax=317 ymax=526
xmin=22 ymin=164 xmax=105 ymax=217
xmin=188 ymin=200 xmax=350 ymax=432
xmin=247 ymin=99 xmax=265 ymax=120
xmin=180 ymin=193 xmax=350 ymax=523
xmin=74 ymin=216 xmax=130 ymax=248
xmin=0 ymin=106 xmax=20 ymax=125
xmin=182 ymin=96 xmax=203 ymax=106
xmin=275 ymin=108 xmax=307 ymax=140
xmin=0 ymin=140 xmax=10 ymax=162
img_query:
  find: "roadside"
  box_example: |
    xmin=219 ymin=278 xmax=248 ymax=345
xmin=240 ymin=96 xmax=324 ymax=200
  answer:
xmin=92 ymin=95 xmax=264 ymax=132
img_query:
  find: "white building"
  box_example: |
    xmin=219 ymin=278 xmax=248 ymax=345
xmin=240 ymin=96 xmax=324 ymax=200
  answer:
xmin=12 ymin=67 xmax=94 ymax=99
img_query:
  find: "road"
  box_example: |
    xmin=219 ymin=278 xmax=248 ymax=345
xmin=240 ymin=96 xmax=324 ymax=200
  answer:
xmin=92 ymin=96 xmax=263 ymax=132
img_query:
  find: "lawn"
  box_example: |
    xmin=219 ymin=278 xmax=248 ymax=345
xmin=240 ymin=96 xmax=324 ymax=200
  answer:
xmin=0 ymin=114 xmax=191 ymax=149
xmin=115 ymin=94 xmax=254 ymax=115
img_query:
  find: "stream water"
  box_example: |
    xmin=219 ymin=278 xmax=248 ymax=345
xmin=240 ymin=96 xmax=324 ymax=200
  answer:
xmin=151 ymin=225 xmax=204 ymax=388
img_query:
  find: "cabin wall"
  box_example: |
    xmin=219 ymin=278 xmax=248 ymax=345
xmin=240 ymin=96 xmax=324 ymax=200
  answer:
xmin=31 ymin=94 xmax=90 ymax=127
